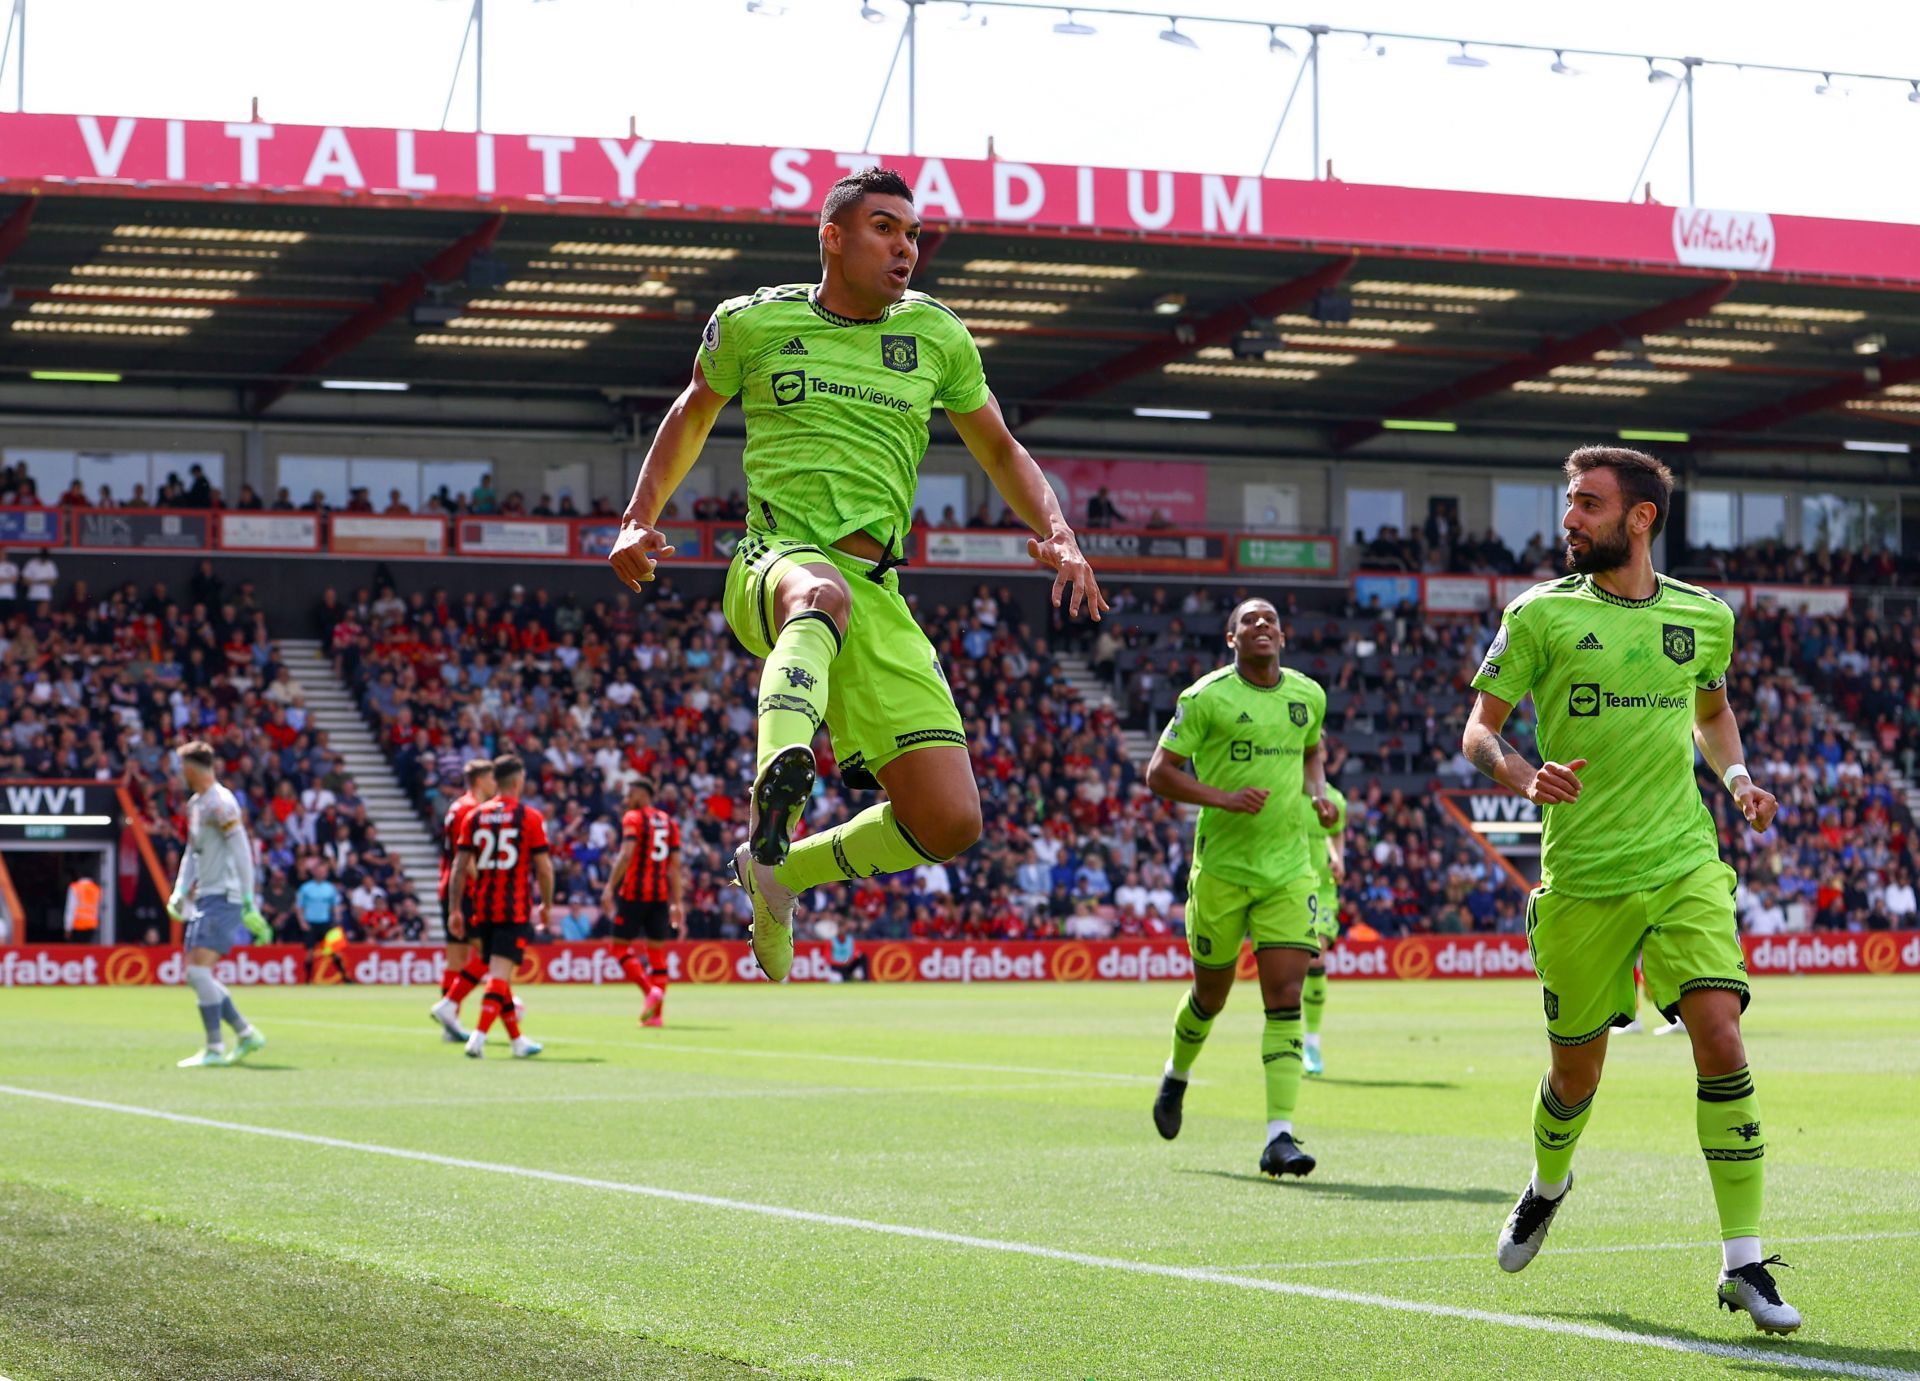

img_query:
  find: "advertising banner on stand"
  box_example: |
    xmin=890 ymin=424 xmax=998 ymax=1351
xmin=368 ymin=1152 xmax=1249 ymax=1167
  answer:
xmin=218 ymin=513 xmax=321 ymax=551
xmin=1039 ymin=458 xmax=1209 ymax=529
xmin=1235 ymin=536 xmax=1337 ymax=575
xmin=329 ymin=516 xmax=446 ymax=556
xmin=456 ymin=518 xmax=571 ymax=558
xmin=10 ymin=934 xmax=1917 ymax=985
xmin=0 ymin=508 xmax=62 ymax=545
xmin=74 ymin=510 xmax=209 ymax=551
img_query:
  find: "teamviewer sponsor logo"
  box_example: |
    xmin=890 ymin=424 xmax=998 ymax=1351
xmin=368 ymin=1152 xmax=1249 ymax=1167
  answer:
xmin=771 ymin=370 xmax=806 ymax=405
xmin=1568 ymin=683 xmax=1600 ymax=717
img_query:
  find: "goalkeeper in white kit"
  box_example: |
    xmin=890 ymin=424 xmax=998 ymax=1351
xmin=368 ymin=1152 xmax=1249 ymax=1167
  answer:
xmin=169 ymin=740 xmax=272 ymax=1068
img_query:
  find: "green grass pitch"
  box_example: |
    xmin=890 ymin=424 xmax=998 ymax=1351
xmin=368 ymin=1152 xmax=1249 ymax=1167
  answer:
xmin=2 ymin=976 xmax=1917 ymax=1380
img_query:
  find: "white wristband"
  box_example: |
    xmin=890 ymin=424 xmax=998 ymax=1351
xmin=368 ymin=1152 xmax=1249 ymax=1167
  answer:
xmin=1722 ymin=763 xmax=1750 ymax=791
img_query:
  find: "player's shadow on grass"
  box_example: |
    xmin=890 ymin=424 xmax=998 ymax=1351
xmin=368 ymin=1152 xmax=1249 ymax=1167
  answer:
xmin=519 ymin=1056 xmax=607 ymax=1064
xmin=1179 ymin=1171 xmax=1508 ymax=1204
xmin=1310 ymin=1077 xmax=1459 ymax=1090
xmin=1562 ymin=1311 xmax=1920 ymax=1378
xmin=219 ymin=1063 xmax=297 ymax=1073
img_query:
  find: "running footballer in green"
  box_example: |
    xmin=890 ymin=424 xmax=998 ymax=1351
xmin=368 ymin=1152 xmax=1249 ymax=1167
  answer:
xmin=1462 ymin=446 xmax=1799 ymax=1335
xmin=1299 ymin=782 xmax=1346 ymax=1077
xmin=607 ymin=167 xmax=1107 ymax=983
xmin=1146 ymin=598 xmax=1334 ymax=1179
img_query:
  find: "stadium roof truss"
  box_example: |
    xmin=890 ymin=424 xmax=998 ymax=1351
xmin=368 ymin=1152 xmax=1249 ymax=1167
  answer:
xmin=1 ymin=170 xmax=1917 ymax=455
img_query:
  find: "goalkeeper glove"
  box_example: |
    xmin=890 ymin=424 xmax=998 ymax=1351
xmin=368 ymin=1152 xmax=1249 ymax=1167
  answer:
xmin=241 ymin=899 xmax=272 ymax=945
xmin=166 ymin=893 xmax=189 ymax=924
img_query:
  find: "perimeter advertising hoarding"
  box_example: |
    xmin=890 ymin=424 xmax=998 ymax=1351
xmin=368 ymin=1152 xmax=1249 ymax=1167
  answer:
xmin=920 ymin=531 xmax=1032 ymax=569
xmin=1235 ymin=536 xmax=1337 ymax=575
xmin=0 ymin=508 xmax=61 ymax=545
xmin=13 ymin=934 xmax=1916 ymax=984
xmin=456 ymin=518 xmax=571 ymax=558
xmin=218 ymin=513 xmax=320 ymax=551
xmin=1075 ymin=531 xmax=1230 ymax=574
xmin=74 ymin=510 xmax=208 ymax=550
xmin=574 ymin=522 xmax=706 ymax=563
xmin=0 ymin=781 xmax=123 ymax=842
xmin=329 ymin=515 xmax=446 ymax=556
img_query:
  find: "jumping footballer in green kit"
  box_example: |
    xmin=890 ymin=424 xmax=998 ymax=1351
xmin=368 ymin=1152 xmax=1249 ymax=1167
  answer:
xmin=1462 ymin=446 xmax=1799 ymax=1334
xmin=1146 ymin=598 xmax=1336 ymax=1178
xmin=1299 ymin=782 xmax=1346 ymax=1076
xmin=608 ymin=166 xmax=1106 ymax=982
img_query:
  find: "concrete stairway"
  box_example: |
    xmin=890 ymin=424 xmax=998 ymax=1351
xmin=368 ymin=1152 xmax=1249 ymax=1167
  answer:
xmin=1786 ymin=668 xmax=1920 ymax=818
xmin=276 ymin=638 xmax=444 ymax=936
xmin=1053 ymin=650 xmax=1156 ymax=766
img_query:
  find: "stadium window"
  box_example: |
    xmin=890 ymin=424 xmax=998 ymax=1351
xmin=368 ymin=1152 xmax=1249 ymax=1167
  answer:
xmin=1740 ymin=492 xmax=1787 ymax=543
xmin=277 ymin=456 xmax=351 ymax=509
xmin=1688 ymin=489 xmax=1736 ymax=551
xmin=421 ymin=461 xmax=492 ymax=510
xmin=1346 ymin=487 xmax=1406 ymax=544
xmin=1492 ymin=482 xmax=1558 ymax=558
xmin=5 ymin=447 xmax=78 ymax=499
xmin=350 ymin=459 xmax=423 ymax=513
xmin=1798 ymin=493 xmax=1896 ymax=552
xmin=915 ymin=473 xmax=968 ymax=528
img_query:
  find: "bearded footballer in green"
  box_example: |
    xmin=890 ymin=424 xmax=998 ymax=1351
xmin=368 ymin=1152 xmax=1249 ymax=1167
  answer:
xmin=1463 ymin=446 xmax=1799 ymax=1335
xmin=1147 ymin=598 xmax=1335 ymax=1178
xmin=609 ymin=167 xmax=1106 ymax=983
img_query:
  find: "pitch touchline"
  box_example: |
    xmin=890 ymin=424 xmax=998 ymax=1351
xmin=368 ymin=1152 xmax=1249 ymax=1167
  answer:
xmin=268 ymin=1016 xmax=1167 ymax=1084
xmin=3 ymin=1085 xmax=1908 ymax=1381
xmin=1217 ymin=1229 xmax=1920 ymax=1272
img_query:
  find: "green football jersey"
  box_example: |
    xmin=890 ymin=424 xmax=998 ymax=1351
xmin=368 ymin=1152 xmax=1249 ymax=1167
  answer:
xmin=1300 ymin=782 xmax=1347 ymax=894
xmin=698 ymin=284 xmax=991 ymax=550
xmin=1159 ymin=664 xmax=1328 ymax=890
xmin=1470 ymin=572 xmax=1734 ymax=899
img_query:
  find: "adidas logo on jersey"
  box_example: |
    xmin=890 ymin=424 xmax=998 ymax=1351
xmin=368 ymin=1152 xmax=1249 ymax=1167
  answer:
xmin=1576 ymin=632 xmax=1604 ymax=650
xmin=779 ymin=337 xmax=808 ymax=355
xmin=1236 ymin=712 xmax=1254 ymax=723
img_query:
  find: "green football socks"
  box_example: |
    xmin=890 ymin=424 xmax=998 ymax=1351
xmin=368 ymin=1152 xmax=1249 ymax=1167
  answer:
xmin=756 ymin=611 xmax=838 ymax=781
xmin=1531 ymin=1073 xmax=1595 ymax=1189
xmin=1302 ymin=970 xmax=1328 ymax=1036
xmin=1262 ymin=1005 xmax=1305 ymax=1121
xmin=1698 ymin=1067 xmax=1765 ymax=1239
xmin=1167 ymin=990 xmax=1216 ymax=1078
xmin=773 ymin=801 xmax=939 ymax=894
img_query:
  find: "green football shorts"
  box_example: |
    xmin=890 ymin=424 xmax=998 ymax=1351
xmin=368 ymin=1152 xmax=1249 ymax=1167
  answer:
xmin=1184 ymin=868 xmax=1318 ymax=970
xmin=1525 ymin=857 xmax=1748 ymax=1046
xmin=1309 ymin=888 xmax=1339 ymax=945
xmin=724 ymin=534 xmax=966 ymax=788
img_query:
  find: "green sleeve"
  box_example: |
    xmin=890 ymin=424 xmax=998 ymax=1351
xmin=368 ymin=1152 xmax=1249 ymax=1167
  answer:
xmin=1698 ymin=601 xmax=1734 ymax=691
xmin=932 ymin=310 xmax=991 ymax=414
xmin=1305 ymin=682 xmax=1326 ymax=750
xmin=1471 ymin=599 xmax=1543 ymax=705
xmin=697 ymin=298 xmax=746 ymax=398
xmin=1159 ymin=686 xmax=1207 ymax=756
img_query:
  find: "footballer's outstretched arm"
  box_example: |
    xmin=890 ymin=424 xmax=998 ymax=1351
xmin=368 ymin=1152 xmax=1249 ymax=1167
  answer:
xmin=609 ymin=363 xmax=730 ymax=590
xmin=1146 ymin=745 xmax=1268 ymax=814
xmin=948 ymin=395 xmax=1107 ymax=622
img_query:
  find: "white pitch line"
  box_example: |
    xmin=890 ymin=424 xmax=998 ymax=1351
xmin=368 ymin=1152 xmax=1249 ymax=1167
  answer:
xmin=269 ymin=1015 xmax=1165 ymax=1084
xmin=3 ymin=1084 xmax=1910 ymax=1381
xmin=1218 ymin=1229 xmax=1920 ymax=1272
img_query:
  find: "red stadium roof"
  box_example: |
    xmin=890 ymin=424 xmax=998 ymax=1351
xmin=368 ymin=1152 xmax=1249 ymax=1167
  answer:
xmin=1 ymin=112 xmax=1916 ymax=452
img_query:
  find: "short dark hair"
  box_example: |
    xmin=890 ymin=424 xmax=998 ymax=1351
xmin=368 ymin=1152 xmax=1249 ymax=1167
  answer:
xmin=1564 ymin=446 xmax=1675 ymax=539
xmin=463 ymin=758 xmax=494 ymax=784
xmin=630 ymin=777 xmax=656 ymax=798
xmin=820 ymin=167 xmax=913 ymax=226
xmin=178 ymin=740 xmax=216 ymax=769
xmin=491 ymin=754 xmax=525 ymax=786
xmin=1226 ymin=597 xmax=1277 ymax=631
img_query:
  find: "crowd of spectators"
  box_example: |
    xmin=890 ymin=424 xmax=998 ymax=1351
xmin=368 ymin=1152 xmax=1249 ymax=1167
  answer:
xmin=3 ymin=523 xmax=1915 ymax=945
xmin=0 ymin=558 xmax=425 ymax=946
xmin=1681 ymin=539 xmax=1918 ymax=588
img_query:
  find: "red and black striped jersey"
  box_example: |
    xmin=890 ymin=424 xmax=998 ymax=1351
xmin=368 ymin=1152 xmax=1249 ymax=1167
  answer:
xmin=455 ymin=794 xmax=550 ymax=924
xmin=618 ymin=805 xmax=681 ymax=903
xmin=440 ymin=791 xmax=480 ymax=891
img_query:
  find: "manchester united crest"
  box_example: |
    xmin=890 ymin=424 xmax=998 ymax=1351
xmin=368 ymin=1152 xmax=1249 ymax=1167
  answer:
xmin=1289 ymin=702 xmax=1310 ymax=727
xmin=1662 ymin=623 xmax=1696 ymax=665
xmin=881 ymin=334 xmax=918 ymax=372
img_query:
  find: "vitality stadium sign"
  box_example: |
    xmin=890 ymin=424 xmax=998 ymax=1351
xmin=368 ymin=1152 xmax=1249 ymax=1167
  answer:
xmin=3 ymin=114 xmax=1919 ymax=283
xmin=11 ymin=936 xmax=1920 ymax=984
